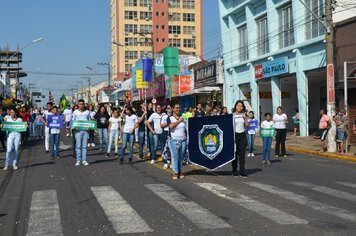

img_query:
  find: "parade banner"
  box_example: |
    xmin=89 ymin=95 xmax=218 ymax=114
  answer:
xmin=1 ymin=122 xmax=27 ymax=132
xmin=163 ymin=47 xmax=179 ymax=76
xmin=71 ymin=120 xmax=97 ymax=130
xmin=188 ymin=115 xmax=235 ymax=170
xmin=136 ymin=70 xmax=148 ymax=89
xmin=47 ymin=115 xmax=64 ymax=129
xmin=142 ymin=58 xmax=153 ymax=82
xmin=260 ymin=128 xmax=276 ymax=137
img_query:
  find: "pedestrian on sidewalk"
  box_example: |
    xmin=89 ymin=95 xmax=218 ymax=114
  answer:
xmin=247 ymin=111 xmax=258 ymax=157
xmin=315 ymin=109 xmax=331 ymax=152
xmin=4 ymin=108 xmax=24 ymax=170
xmin=49 ymin=106 xmax=61 ymax=160
xmin=87 ymin=104 xmax=96 ymax=148
xmin=94 ymin=105 xmax=110 ymax=152
xmin=273 ymin=106 xmax=288 ymax=158
xmin=160 ymin=105 xmax=171 ymax=169
xmin=106 ymin=109 xmax=121 ymax=158
xmin=120 ymin=106 xmax=139 ymax=164
xmin=335 ymin=110 xmax=348 ymax=154
xmin=167 ymin=102 xmax=187 ymax=180
xmin=41 ymin=102 xmax=53 ymax=153
xmin=72 ymin=99 xmax=90 ymax=166
xmin=146 ymin=104 xmax=163 ymax=164
xmin=136 ymin=102 xmax=147 ymax=159
xmin=232 ymin=100 xmax=249 ymax=178
xmin=261 ymin=113 xmax=274 ymax=165
xmin=292 ymin=108 xmax=299 ymax=136
xmin=63 ymin=104 xmax=72 ymax=137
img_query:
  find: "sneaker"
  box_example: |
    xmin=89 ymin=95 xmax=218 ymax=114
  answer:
xmin=105 ymin=153 xmax=110 ymax=158
xmin=179 ymin=172 xmax=185 ymax=179
xmin=262 ymin=160 xmax=266 ymax=165
xmin=98 ymin=148 xmax=103 ymax=152
xmin=13 ymin=164 xmax=18 ymax=170
xmin=128 ymin=159 xmax=133 ymax=164
xmin=56 ymin=156 xmax=61 ymax=160
xmin=275 ymin=155 xmax=279 ymax=158
xmin=266 ymin=160 xmax=271 ymax=165
xmin=239 ymin=172 xmax=248 ymax=178
xmin=3 ymin=166 xmax=8 ymax=171
xmin=66 ymin=133 xmax=69 ymax=137
xmin=75 ymin=161 xmax=81 ymax=166
xmin=114 ymin=153 xmax=119 ymax=158
xmin=150 ymin=159 xmax=155 ymax=164
xmin=163 ymin=163 xmax=169 ymax=169
xmin=247 ymin=153 xmax=251 ymax=157
xmin=82 ymin=161 xmax=89 ymax=166
xmin=91 ymin=143 xmax=96 ymax=147
xmin=251 ymin=153 xmax=255 ymax=157
xmin=232 ymin=170 xmax=239 ymax=177
xmin=119 ymin=158 xmax=124 ymax=164
xmin=172 ymin=173 xmax=178 ymax=180
xmin=283 ymin=155 xmax=287 ymax=158
xmin=87 ymin=143 xmax=91 ymax=147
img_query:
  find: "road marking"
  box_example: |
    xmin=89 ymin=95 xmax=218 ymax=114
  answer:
xmin=146 ymin=184 xmax=231 ymax=229
xmin=27 ymin=190 xmax=63 ymax=236
xmin=246 ymin=182 xmax=356 ymax=222
xmin=336 ymin=182 xmax=356 ymax=189
xmin=91 ymin=186 xmax=153 ymax=234
xmin=197 ymin=183 xmax=308 ymax=225
xmin=290 ymin=182 xmax=356 ymax=202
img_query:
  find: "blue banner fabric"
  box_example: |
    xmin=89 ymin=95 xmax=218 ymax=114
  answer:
xmin=47 ymin=115 xmax=64 ymax=128
xmin=188 ymin=114 xmax=235 ymax=171
xmin=142 ymin=58 xmax=153 ymax=82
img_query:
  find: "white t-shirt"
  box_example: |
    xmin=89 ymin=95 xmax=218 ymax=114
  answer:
xmin=233 ymin=112 xmax=246 ymax=133
xmin=7 ymin=117 xmax=23 ymax=136
xmin=160 ymin=113 xmax=169 ymax=131
xmin=72 ymin=110 xmax=90 ymax=121
xmin=261 ymin=120 xmax=274 ymax=129
xmin=168 ymin=116 xmax=187 ymax=140
xmin=109 ymin=117 xmax=121 ymax=130
xmin=148 ymin=112 xmax=163 ymax=134
xmin=63 ymin=109 xmax=72 ymax=122
xmin=89 ymin=111 xmax=96 ymax=120
xmin=273 ymin=113 xmax=288 ymax=129
xmin=122 ymin=114 xmax=138 ymax=134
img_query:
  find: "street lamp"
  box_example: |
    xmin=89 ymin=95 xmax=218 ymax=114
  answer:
xmin=112 ymin=41 xmax=130 ymax=50
xmin=81 ymin=76 xmax=91 ymax=104
xmin=97 ymin=62 xmax=111 ymax=103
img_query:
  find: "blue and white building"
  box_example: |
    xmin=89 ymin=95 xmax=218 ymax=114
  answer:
xmin=219 ymin=0 xmax=327 ymax=136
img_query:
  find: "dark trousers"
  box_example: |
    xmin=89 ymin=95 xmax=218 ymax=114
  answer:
xmin=232 ymin=132 xmax=247 ymax=172
xmin=275 ymin=129 xmax=287 ymax=156
xmin=0 ymin=131 xmax=6 ymax=150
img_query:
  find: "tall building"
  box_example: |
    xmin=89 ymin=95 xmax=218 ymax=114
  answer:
xmin=110 ymin=0 xmax=203 ymax=81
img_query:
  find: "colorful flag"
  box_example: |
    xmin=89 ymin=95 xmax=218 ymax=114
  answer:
xmin=163 ymin=47 xmax=179 ymax=76
xmin=142 ymin=58 xmax=153 ymax=82
xmin=59 ymin=95 xmax=69 ymax=112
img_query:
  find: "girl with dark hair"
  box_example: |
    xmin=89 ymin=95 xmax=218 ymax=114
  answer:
xmin=107 ymin=109 xmax=121 ymax=158
xmin=120 ymin=106 xmax=139 ymax=164
xmin=145 ymin=104 xmax=163 ymax=164
xmin=232 ymin=100 xmax=249 ymax=177
xmin=292 ymin=108 xmax=299 ymax=136
xmin=247 ymin=111 xmax=258 ymax=157
xmin=220 ymin=106 xmax=228 ymax=115
xmin=88 ymin=104 xmax=96 ymax=147
xmin=273 ymin=106 xmax=288 ymax=157
xmin=94 ymin=105 xmax=110 ymax=152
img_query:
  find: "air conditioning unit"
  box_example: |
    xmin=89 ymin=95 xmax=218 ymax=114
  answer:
xmin=145 ymin=17 xmax=149 ymax=21
xmin=192 ymin=34 xmax=196 ymax=38
xmin=169 ymin=12 xmax=173 ymax=16
xmin=125 ymin=59 xmax=129 ymax=62
xmin=134 ymin=17 xmax=138 ymax=21
xmin=125 ymin=32 xmax=129 ymax=36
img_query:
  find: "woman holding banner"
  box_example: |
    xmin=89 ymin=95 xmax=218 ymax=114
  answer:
xmin=232 ymin=100 xmax=249 ymax=178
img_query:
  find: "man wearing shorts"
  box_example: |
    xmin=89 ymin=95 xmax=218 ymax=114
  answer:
xmin=335 ymin=111 xmax=348 ymax=154
xmin=317 ymin=109 xmax=330 ymax=152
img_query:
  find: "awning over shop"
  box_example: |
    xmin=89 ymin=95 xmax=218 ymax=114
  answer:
xmin=179 ymin=86 xmax=221 ymax=97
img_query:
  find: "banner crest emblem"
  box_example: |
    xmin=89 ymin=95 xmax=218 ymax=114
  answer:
xmin=198 ymin=124 xmax=223 ymax=160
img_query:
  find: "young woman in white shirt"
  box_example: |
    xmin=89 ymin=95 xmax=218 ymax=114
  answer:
xmin=232 ymin=100 xmax=249 ymax=178
xmin=87 ymin=104 xmax=96 ymax=147
xmin=120 ymin=106 xmax=139 ymax=164
xmin=273 ymin=106 xmax=288 ymax=158
xmin=145 ymin=104 xmax=163 ymax=164
xmin=106 ymin=109 xmax=121 ymax=158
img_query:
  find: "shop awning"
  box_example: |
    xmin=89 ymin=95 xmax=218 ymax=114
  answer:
xmin=179 ymin=86 xmax=221 ymax=96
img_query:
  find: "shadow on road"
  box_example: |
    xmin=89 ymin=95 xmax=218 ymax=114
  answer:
xmin=21 ymin=161 xmax=56 ymax=168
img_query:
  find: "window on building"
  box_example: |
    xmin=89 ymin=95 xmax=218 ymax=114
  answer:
xmin=156 ymin=12 xmax=159 ymax=16
xmin=125 ymin=64 xmax=132 ymax=73
xmin=238 ymin=25 xmax=248 ymax=61
xmin=168 ymin=25 xmax=181 ymax=34
xmin=161 ymin=25 xmax=165 ymax=29
xmin=169 ymin=13 xmax=181 ymax=21
xmin=156 ymin=38 xmax=160 ymax=43
xmin=305 ymin=0 xmax=325 ymax=39
xmin=169 ymin=0 xmax=180 ymax=8
xmin=278 ymin=4 xmax=295 ymax=48
xmin=161 ymin=12 xmax=165 ymax=16
xmin=162 ymin=38 xmax=166 ymax=42
xmin=125 ymin=24 xmax=138 ymax=33
xmin=125 ymin=37 xmax=138 ymax=46
xmin=169 ymin=38 xmax=181 ymax=47
xmin=183 ymin=26 xmax=195 ymax=35
xmin=140 ymin=0 xmax=152 ymax=7
xmin=183 ymin=0 xmax=195 ymax=9
xmin=140 ymin=24 xmax=152 ymax=34
xmin=140 ymin=11 xmax=152 ymax=20
xmin=140 ymin=51 xmax=150 ymax=58
xmin=183 ymin=39 xmax=195 ymax=48
xmin=124 ymin=0 xmax=137 ymax=6
xmin=183 ymin=13 xmax=195 ymax=22
xmin=257 ymin=16 xmax=269 ymax=55
xmin=124 ymin=11 xmax=138 ymax=20
xmin=125 ymin=51 xmax=138 ymax=60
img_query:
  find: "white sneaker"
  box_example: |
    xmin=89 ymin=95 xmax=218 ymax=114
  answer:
xmin=66 ymin=133 xmax=69 ymax=137
xmin=87 ymin=144 xmax=91 ymax=147
xmin=247 ymin=153 xmax=251 ymax=157
xmin=13 ymin=164 xmax=18 ymax=170
xmin=82 ymin=161 xmax=89 ymax=166
xmin=75 ymin=161 xmax=81 ymax=166
xmin=163 ymin=163 xmax=169 ymax=169
xmin=91 ymin=143 xmax=96 ymax=147
xmin=251 ymin=153 xmax=255 ymax=157
xmin=3 ymin=166 xmax=8 ymax=171
xmin=150 ymin=160 xmax=155 ymax=164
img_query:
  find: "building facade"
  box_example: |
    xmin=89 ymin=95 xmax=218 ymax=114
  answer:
xmin=219 ymin=0 xmax=327 ymax=136
xmin=110 ymin=0 xmax=203 ymax=81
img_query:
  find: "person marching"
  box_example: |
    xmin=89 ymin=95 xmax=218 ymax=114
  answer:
xmin=247 ymin=111 xmax=258 ymax=157
xmin=88 ymin=104 xmax=96 ymax=147
xmin=120 ymin=106 xmax=139 ymax=164
xmin=273 ymin=106 xmax=288 ymax=158
xmin=19 ymin=105 xmax=30 ymax=145
xmin=94 ymin=105 xmax=110 ymax=152
xmin=49 ymin=106 xmax=61 ymax=160
xmin=261 ymin=113 xmax=274 ymax=165
xmin=63 ymin=104 xmax=72 ymax=137
xmin=72 ymin=99 xmax=90 ymax=166
xmin=167 ymin=102 xmax=187 ymax=180
xmin=71 ymin=104 xmax=79 ymax=158
xmin=146 ymin=104 xmax=163 ymax=164
xmin=106 ymin=109 xmax=121 ymax=158
xmin=41 ymin=102 xmax=53 ymax=153
xmin=4 ymin=108 xmax=25 ymax=170
xmin=232 ymin=100 xmax=249 ymax=178
xmin=136 ymin=102 xmax=147 ymax=159
xmin=160 ymin=105 xmax=172 ymax=169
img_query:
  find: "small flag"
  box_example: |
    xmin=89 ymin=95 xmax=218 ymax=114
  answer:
xmin=142 ymin=59 xmax=153 ymax=82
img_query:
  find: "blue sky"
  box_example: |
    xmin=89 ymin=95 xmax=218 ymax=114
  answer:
xmin=0 ymin=0 xmax=221 ymax=101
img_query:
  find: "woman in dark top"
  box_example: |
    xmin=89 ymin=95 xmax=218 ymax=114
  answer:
xmin=94 ymin=105 xmax=110 ymax=152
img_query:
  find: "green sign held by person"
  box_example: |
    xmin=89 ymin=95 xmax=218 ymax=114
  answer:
xmin=1 ymin=122 xmax=27 ymax=132
xmin=71 ymin=120 xmax=97 ymax=131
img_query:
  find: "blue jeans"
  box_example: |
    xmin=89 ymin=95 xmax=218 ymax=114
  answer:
xmin=75 ymin=131 xmax=88 ymax=162
xmin=149 ymin=132 xmax=160 ymax=160
xmin=247 ymin=133 xmax=256 ymax=153
xmin=168 ymin=138 xmax=187 ymax=174
xmin=5 ymin=133 xmax=21 ymax=166
xmin=50 ymin=133 xmax=60 ymax=157
xmin=161 ymin=131 xmax=169 ymax=160
xmin=262 ymin=137 xmax=273 ymax=161
xmin=88 ymin=130 xmax=95 ymax=143
xmin=138 ymin=131 xmax=145 ymax=158
xmin=121 ymin=132 xmax=135 ymax=160
xmin=98 ymin=128 xmax=108 ymax=150
xmin=108 ymin=129 xmax=119 ymax=154
xmin=29 ymin=122 xmax=35 ymax=138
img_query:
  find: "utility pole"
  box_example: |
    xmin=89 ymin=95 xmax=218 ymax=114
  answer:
xmin=81 ymin=76 xmax=91 ymax=104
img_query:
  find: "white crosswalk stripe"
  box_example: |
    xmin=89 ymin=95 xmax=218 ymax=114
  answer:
xmin=197 ymin=183 xmax=308 ymax=225
xmin=290 ymin=182 xmax=356 ymax=202
xmin=27 ymin=190 xmax=63 ymax=236
xmin=336 ymin=182 xmax=356 ymax=189
xmin=246 ymin=182 xmax=356 ymax=222
xmin=146 ymin=184 xmax=231 ymax=229
xmin=91 ymin=186 xmax=153 ymax=234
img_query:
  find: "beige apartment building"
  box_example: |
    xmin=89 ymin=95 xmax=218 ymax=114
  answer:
xmin=110 ymin=0 xmax=202 ymax=81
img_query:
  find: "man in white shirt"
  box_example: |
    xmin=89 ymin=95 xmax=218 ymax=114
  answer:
xmin=41 ymin=102 xmax=53 ymax=153
xmin=63 ymin=105 xmax=72 ymax=137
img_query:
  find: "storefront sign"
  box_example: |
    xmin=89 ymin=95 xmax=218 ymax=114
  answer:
xmin=194 ymin=61 xmax=217 ymax=89
xmin=171 ymin=76 xmax=180 ymax=97
xmin=179 ymin=75 xmax=192 ymax=93
xmin=1 ymin=122 xmax=27 ymax=132
xmin=47 ymin=115 xmax=64 ymax=128
xmin=255 ymin=57 xmax=289 ymax=79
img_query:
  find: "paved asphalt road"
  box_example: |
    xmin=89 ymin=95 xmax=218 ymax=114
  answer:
xmin=0 ymin=135 xmax=356 ymax=236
